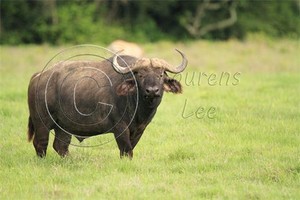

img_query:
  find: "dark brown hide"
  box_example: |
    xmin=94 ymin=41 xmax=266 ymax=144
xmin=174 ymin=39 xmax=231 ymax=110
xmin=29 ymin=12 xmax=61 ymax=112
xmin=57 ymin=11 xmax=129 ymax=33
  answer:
xmin=27 ymin=54 xmax=186 ymax=159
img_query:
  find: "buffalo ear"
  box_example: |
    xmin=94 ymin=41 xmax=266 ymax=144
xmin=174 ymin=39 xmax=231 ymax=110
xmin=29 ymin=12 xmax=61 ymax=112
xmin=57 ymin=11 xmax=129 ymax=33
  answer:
xmin=116 ymin=79 xmax=136 ymax=96
xmin=163 ymin=78 xmax=182 ymax=93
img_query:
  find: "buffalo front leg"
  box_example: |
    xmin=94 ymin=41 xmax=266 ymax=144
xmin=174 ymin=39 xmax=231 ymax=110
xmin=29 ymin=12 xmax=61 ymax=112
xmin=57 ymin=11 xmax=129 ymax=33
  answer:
xmin=130 ymin=133 xmax=143 ymax=150
xmin=114 ymin=129 xmax=133 ymax=159
xmin=130 ymin=125 xmax=146 ymax=150
xmin=53 ymin=128 xmax=71 ymax=157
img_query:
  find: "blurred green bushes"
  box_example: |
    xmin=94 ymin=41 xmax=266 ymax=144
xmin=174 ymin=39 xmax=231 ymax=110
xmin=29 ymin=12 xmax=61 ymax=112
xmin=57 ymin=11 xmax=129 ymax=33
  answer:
xmin=0 ymin=0 xmax=299 ymax=45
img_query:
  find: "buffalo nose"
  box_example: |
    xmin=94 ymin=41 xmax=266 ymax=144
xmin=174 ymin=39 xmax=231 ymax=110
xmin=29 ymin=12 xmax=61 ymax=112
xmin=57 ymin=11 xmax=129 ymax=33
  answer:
xmin=146 ymin=86 xmax=159 ymax=95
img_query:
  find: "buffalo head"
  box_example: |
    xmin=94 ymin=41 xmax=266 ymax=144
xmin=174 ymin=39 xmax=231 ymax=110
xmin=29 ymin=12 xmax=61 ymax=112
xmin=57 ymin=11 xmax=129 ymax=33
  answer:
xmin=113 ymin=49 xmax=188 ymax=107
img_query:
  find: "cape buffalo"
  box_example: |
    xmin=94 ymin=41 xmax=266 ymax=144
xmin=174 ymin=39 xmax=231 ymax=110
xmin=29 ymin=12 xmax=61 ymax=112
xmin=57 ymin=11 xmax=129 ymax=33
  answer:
xmin=108 ymin=40 xmax=144 ymax=57
xmin=27 ymin=49 xmax=188 ymax=159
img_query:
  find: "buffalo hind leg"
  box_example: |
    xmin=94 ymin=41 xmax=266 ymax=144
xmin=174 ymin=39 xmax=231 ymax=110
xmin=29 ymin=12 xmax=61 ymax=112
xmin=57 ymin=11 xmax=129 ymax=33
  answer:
xmin=53 ymin=128 xmax=71 ymax=157
xmin=114 ymin=130 xmax=133 ymax=159
xmin=33 ymin=125 xmax=50 ymax=158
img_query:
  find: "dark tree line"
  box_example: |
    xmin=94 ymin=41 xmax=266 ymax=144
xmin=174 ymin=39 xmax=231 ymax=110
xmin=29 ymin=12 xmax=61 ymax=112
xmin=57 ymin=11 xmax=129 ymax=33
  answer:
xmin=0 ymin=0 xmax=299 ymax=44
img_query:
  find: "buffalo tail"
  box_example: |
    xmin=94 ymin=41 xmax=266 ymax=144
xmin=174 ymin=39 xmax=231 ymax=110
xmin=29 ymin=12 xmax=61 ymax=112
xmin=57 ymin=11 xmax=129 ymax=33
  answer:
xmin=27 ymin=116 xmax=34 ymax=142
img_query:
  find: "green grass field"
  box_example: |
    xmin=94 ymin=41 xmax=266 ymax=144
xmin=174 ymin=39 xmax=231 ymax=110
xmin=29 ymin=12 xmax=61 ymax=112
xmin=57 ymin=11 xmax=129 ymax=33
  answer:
xmin=0 ymin=37 xmax=299 ymax=199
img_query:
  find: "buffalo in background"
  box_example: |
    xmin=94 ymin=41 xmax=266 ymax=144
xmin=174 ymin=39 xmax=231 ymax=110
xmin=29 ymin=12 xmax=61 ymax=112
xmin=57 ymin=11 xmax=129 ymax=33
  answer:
xmin=108 ymin=40 xmax=144 ymax=58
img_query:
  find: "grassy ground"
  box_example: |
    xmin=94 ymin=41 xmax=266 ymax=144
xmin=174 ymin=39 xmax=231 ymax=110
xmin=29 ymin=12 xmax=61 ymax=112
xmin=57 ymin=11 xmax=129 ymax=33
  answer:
xmin=0 ymin=37 xmax=299 ymax=199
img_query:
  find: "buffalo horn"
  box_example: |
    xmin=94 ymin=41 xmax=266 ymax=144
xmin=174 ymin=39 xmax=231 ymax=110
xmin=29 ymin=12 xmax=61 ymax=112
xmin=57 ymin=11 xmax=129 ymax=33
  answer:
xmin=163 ymin=49 xmax=188 ymax=74
xmin=149 ymin=49 xmax=188 ymax=74
xmin=112 ymin=49 xmax=187 ymax=74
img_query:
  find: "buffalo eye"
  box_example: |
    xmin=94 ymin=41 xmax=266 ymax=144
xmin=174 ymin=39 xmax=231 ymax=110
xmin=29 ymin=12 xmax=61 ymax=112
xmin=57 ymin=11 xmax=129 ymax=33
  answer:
xmin=134 ymin=72 xmax=143 ymax=78
xmin=158 ymin=72 xmax=164 ymax=79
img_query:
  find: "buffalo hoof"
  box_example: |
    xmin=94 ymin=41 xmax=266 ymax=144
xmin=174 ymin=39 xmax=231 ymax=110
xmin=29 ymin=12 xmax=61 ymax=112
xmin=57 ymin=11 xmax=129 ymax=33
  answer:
xmin=120 ymin=150 xmax=133 ymax=160
xmin=36 ymin=151 xmax=46 ymax=158
xmin=57 ymin=151 xmax=69 ymax=158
